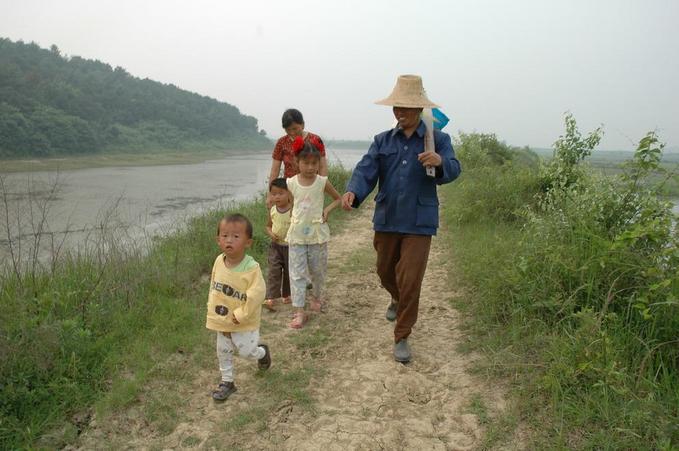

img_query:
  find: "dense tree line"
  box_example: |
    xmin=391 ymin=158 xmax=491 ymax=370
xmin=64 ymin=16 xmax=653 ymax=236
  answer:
xmin=0 ymin=38 xmax=270 ymax=157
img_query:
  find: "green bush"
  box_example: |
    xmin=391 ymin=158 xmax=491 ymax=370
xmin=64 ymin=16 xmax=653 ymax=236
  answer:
xmin=448 ymin=163 xmax=540 ymax=224
xmin=450 ymin=132 xmax=541 ymax=223
xmin=442 ymin=120 xmax=678 ymax=448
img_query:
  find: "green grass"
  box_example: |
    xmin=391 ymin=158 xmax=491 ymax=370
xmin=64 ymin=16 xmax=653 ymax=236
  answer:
xmin=466 ymin=394 xmax=489 ymax=424
xmin=0 ymin=166 xmax=351 ymax=448
xmin=221 ymin=407 xmax=267 ymax=432
xmin=338 ymin=247 xmax=375 ymax=274
xmin=181 ymin=435 xmax=202 ymax=447
xmin=290 ymin=329 xmax=332 ymax=354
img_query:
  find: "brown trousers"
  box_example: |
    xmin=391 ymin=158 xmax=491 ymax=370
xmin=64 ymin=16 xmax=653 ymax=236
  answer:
xmin=266 ymin=241 xmax=290 ymax=299
xmin=373 ymin=232 xmax=432 ymax=343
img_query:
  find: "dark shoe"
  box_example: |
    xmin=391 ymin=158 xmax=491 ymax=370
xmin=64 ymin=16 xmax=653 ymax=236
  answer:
xmin=258 ymin=344 xmax=271 ymax=370
xmin=393 ymin=339 xmax=411 ymax=363
xmin=385 ymin=301 xmax=397 ymax=322
xmin=212 ymin=381 xmax=237 ymax=401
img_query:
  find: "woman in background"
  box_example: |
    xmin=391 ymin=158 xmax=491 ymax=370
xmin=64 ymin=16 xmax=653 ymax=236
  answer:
xmin=267 ymin=109 xmax=327 ymax=207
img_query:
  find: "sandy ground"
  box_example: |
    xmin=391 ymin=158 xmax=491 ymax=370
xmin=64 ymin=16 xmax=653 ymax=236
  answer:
xmin=72 ymin=205 xmax=516 ymax=450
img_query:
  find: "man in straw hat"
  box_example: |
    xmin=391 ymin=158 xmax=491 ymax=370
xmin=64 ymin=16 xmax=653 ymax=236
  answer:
xmin=341 ymin=75 xmax=461 ymax=363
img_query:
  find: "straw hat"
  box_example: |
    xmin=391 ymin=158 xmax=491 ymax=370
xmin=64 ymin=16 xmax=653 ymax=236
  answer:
xmin=375 ymin=74 xmax=440 ymax=108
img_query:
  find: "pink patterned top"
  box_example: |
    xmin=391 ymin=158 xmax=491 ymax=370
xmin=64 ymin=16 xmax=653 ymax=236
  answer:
xmin=272 ymin=132 xmax=326 ymax=178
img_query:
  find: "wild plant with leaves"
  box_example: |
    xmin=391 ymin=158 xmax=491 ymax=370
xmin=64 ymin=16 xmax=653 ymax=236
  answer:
xmin=443 ymin=116 xmax=678 ymax=448
xmin=516 ymin=117 xmax=678 ymax=446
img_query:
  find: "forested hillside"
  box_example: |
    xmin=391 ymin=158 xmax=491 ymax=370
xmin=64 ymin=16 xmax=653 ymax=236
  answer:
xmin=0 ymin=38 xmax=270 ymax=157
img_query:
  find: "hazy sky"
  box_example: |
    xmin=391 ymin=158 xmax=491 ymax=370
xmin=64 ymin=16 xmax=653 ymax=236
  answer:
xmin=1 ymin=0 xmax=677 ymax=150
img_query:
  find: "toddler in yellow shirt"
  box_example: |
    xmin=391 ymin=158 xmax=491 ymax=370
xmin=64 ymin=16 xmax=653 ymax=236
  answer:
xmin=263 ymin=178 xmax=292 ymax=311
xmin=206 ymin=213 xmax=271 ymax=401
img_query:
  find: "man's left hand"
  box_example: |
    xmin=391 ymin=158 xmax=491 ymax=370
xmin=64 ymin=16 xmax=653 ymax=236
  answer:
xmin=417 ymin=151 xmax=442 ymax=167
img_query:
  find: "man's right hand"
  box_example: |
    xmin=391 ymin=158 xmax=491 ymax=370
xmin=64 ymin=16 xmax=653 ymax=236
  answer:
xmin=341 ymin=192 xmax=356 ymax=211
xmin=265 ymin=193 xmax=273 ymax=209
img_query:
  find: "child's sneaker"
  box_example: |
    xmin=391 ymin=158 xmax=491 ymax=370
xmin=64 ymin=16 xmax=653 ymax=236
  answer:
xmin=258 ymin=344 xmax=271 ymax=370
xmin=212 ymin=381 xmax=237 ymax=401
xmin=263 ymin=298 xmax=277 ymax=311
xmin=289 ymin=311 xmax=305 ymax=329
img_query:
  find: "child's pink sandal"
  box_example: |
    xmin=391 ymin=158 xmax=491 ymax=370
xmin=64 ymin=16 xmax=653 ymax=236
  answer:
xmin=289 ymin=312 xmax=305 ymax=329
xmin=282 ymin=296 xmax=292 ymax=304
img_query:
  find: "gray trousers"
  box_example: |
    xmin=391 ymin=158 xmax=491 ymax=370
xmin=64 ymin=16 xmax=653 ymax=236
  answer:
xmin=289 ymin=243 xmax=328 ymax=308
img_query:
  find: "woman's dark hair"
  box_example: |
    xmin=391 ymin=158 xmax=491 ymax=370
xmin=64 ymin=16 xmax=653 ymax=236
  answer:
xmin=295 ymin=142 xmax=321 ymax=161
xmin=282 ymin=109 xmax=304 ymax=129
xmin=269 ymin=177 xmax=288 ymax=191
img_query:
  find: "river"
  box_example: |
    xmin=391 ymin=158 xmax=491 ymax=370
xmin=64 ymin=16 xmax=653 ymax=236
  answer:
xmin=0 ymin=148 xmax=368 ymax=266
xmin=1 ymin=150 xmax=677 ymax=268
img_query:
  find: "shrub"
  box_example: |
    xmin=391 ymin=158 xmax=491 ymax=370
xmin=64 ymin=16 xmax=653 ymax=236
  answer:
xmin=442 ymin=116 xmax=678 ymax=448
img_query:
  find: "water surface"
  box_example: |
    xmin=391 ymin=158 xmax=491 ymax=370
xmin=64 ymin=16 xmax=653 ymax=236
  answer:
xmin=0 ymin=148 xmax=367 ymax=265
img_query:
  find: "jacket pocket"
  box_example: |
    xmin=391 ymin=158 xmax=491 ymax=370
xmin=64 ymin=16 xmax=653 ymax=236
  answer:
xmin=373 ymin=191 xmax=387 ymax=225
xmin=415 ymin=195 xmax=439 ymax=227
xmin=377 ymin=146 xmax=397 ymax=157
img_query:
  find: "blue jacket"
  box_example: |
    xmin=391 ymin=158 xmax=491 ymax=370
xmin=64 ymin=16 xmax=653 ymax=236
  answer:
xmin=346 ymin=120 xmax=461 ymax=236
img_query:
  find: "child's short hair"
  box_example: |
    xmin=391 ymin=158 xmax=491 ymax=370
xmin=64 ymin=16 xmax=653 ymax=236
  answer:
xmin=217 ymin=213 xmax=253 ymax=238
xmin=269 ymin=177 xmax=288 ymax=191
xmin=282 ymin=109 xmax=304 ymax=129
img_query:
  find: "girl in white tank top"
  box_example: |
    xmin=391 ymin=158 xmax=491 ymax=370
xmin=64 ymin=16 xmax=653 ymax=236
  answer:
xmin=286 ymin=136 xmax=342 ymax=329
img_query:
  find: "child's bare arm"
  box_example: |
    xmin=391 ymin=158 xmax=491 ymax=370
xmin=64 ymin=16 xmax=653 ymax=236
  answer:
xmin=319 ymin=156 xmax=329 ymax=176
xmin=323 ymin=180 xmax=342 ymax=222
xmin=265 ymin=208 xmax=278 ymax=241
xmin=324 ymin=179 xmax=342 ymax=200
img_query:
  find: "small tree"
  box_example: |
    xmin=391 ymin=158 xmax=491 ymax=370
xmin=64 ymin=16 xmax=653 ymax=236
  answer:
xmin=540 ymin=113 xmax=603 ymax=193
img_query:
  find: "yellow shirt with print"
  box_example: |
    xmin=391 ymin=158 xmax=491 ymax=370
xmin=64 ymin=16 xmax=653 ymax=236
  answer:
xmin=206 ymin=254 xmax=265 ymax=333
xmin=270 ymin=205 xmax=291 ymax=245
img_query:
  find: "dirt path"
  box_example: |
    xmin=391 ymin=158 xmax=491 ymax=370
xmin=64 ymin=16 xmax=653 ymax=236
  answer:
xmin=275 ymin=207 xmax=494 ymax=450
xmin=74 ymin=205 xmax=514 ymax=450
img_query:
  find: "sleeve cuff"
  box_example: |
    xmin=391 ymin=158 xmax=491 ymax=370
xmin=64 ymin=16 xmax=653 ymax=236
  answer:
xmin=232 ymin=308 xmax=245 ymax=323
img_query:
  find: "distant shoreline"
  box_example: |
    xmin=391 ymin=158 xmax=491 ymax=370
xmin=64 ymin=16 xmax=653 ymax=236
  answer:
xmin=0 ymin=147 xmax=272 ymax=173
xmin=326 ymin=140 xmax=372 ymax=150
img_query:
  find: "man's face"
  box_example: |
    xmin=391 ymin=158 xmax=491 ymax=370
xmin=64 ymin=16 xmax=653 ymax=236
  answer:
xmin=392 ymin=107 xmax=422 ymax=130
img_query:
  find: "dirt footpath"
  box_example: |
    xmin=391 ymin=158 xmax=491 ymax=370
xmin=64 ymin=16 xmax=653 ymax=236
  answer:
xmin=74 ymin=205 xmax=515 ymax=450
